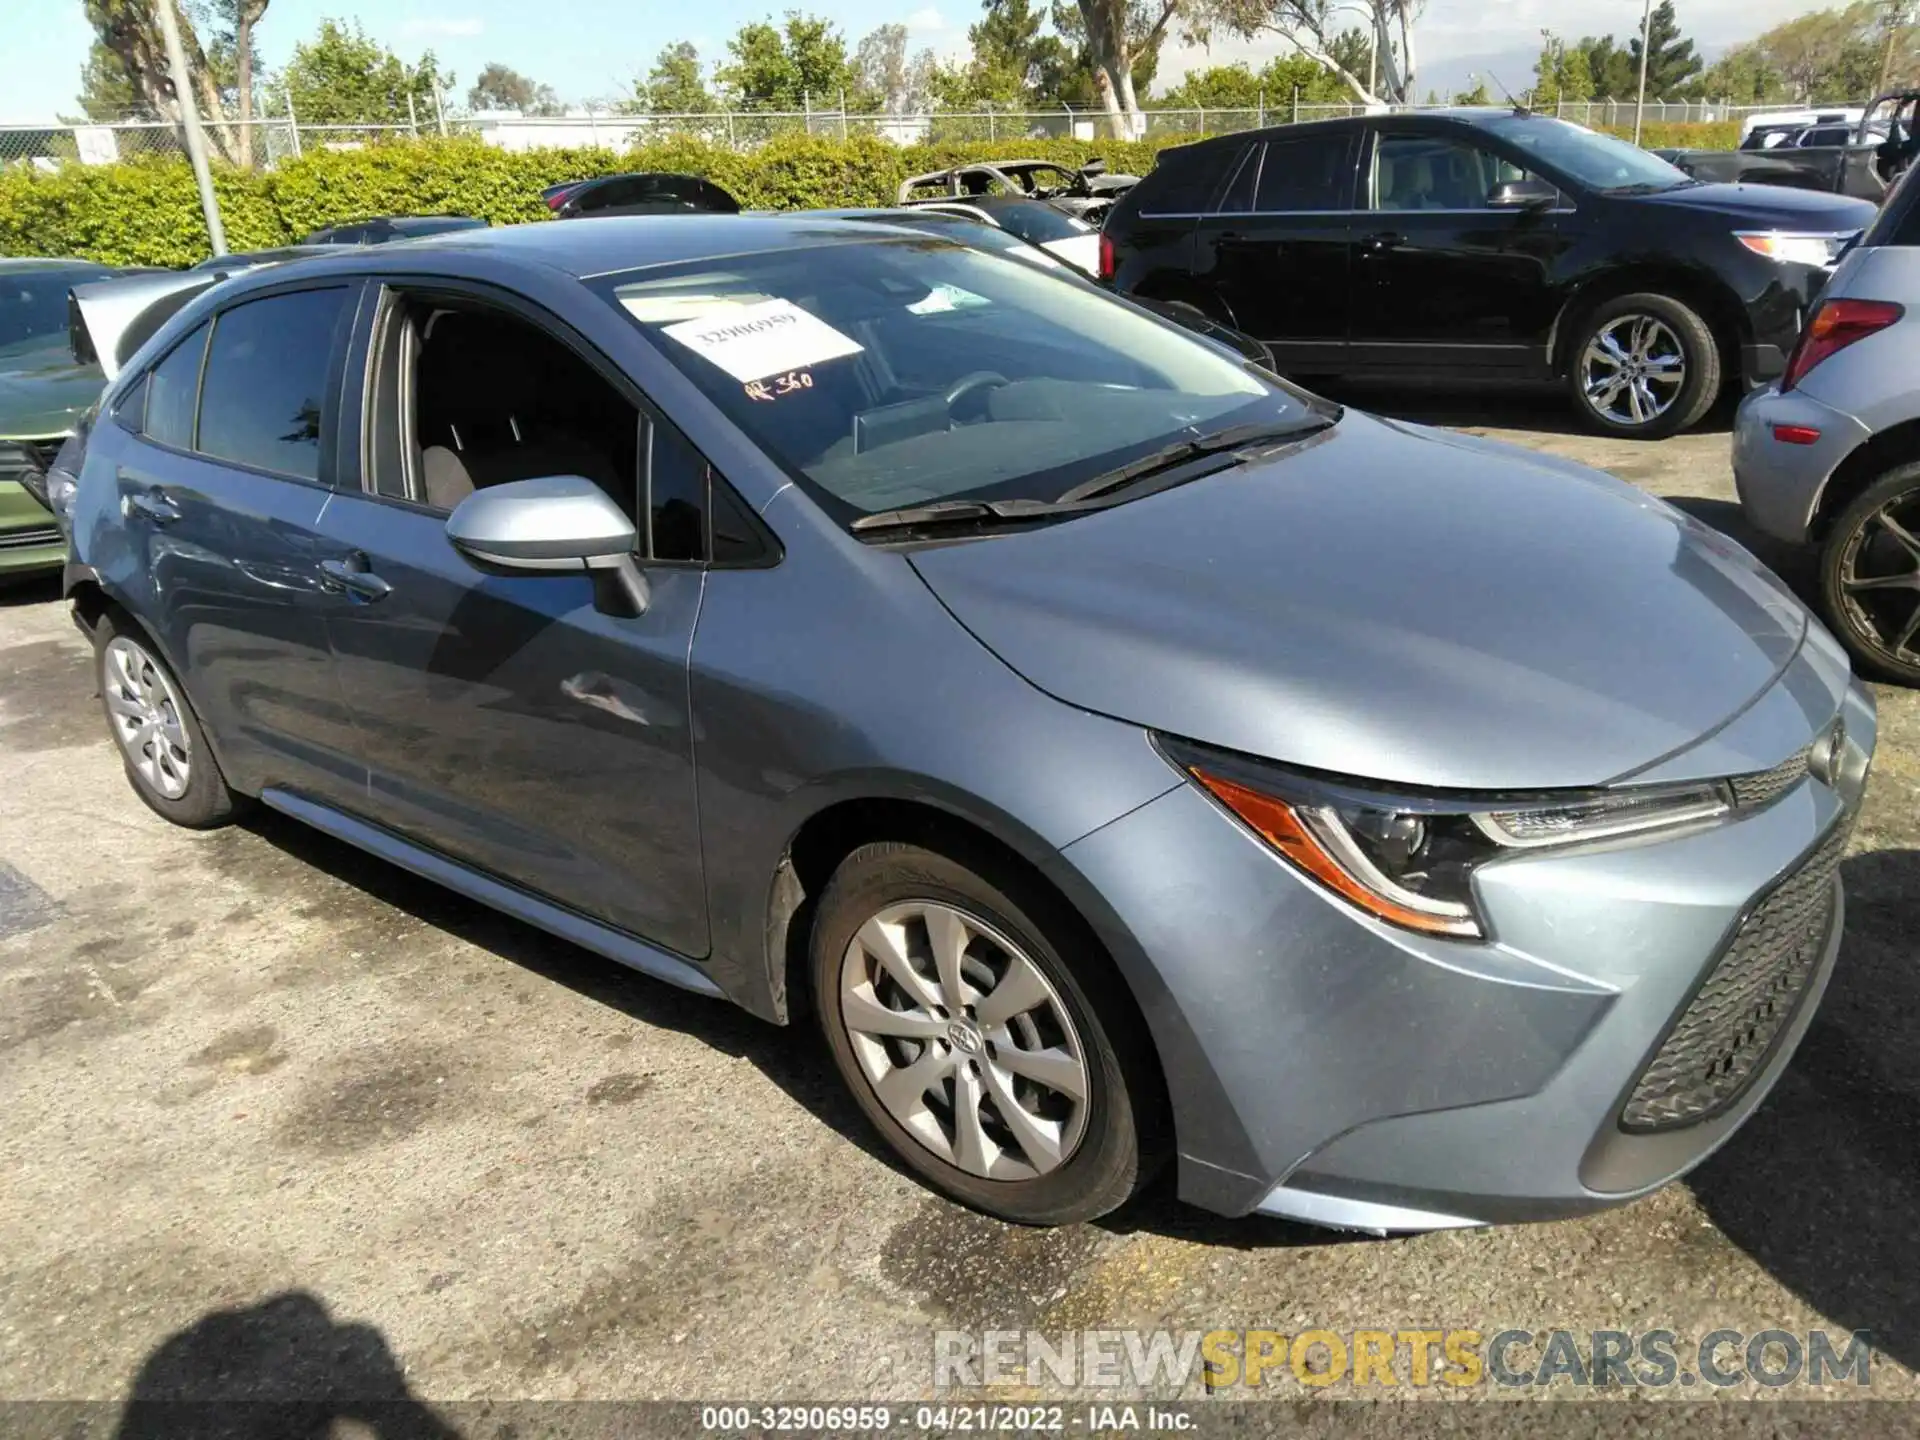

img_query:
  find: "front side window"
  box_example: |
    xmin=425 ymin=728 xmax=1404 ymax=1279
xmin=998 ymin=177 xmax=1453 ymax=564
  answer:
xmin=604 ymin=237 xmax=1295 ymax=522
xmin=1370 ymin=134 xmax=1537 ymax=210
xmin=197 ymin=288 xmax=350 ymax=481
xmin=143 ymin=320 xmax=209 ymax=452
xmin=1254 ymin=133 xmax=1354 ymax=211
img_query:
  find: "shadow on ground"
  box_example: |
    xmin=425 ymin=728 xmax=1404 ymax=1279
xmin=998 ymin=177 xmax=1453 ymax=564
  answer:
xmin=1689 ymin=847 xmax=1920 ymax=1372
xmin=234 ymin=809 xmax=1362 ymax=1254
xmin=0 ymin=573 xmax=61 ymax=609
xmin=111 ymin=1290 xmax=457 ymax=1439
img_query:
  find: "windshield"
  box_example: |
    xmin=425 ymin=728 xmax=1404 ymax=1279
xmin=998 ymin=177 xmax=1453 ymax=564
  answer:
xmin=604 ymin=238 xmax=1291 ymax=520
xmin=1477 ymin=115 xmax=1693 ymax=192
xmin=985 ymin=201 xmax=1092 ymax=245
xmin=0 ymin=266 xmax=95 ymax=360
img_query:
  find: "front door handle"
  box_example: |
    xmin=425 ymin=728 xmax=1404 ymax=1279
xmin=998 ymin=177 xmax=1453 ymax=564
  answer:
xmin=123 ymin=487 xmax=182 ymax=525
xmin=1360 ymin=230 xmax=1406 ymax=255
xmin=318 ymin=554 xmax=392 ymax=603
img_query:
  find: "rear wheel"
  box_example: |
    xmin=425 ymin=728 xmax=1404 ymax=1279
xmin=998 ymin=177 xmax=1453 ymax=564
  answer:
xmin=812 ymin=841 xmax=1158 ymax=1225
xmin=1820 ymin=461 xmax=1920 ymax=685
xmin=95 ymin=613 xmax=244 ymax=828
xmin=1567 ymin=292 xmax=1721 ymax=439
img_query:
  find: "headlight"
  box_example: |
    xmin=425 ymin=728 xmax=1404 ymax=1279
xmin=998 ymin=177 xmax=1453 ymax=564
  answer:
xmin=44 ymin=467 xmax=79 ymax=531
xmin=1160 ymin=737 xmax=1733 ymax=940
xmin=1735 ymin=231 xmax=1858 ymax=267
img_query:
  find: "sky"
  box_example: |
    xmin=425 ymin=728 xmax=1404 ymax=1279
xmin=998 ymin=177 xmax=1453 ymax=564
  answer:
xmin=8 ymin=0 xmax=1844 ymax=123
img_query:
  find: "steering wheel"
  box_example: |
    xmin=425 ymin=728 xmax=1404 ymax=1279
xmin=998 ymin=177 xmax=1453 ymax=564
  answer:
xmin=944 ymin=370 xmax=1008 ymax=421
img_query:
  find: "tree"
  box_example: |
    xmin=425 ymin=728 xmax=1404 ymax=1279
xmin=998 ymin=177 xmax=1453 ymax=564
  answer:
xmin=1629 ymin=0 xmax=1702 ymax=99
xmin=1155 ymin=54 xmax=1349 ymax=108
xmin=278 ymin=19 xmax=451 ymax=127
xmin=1048 ymin=0 xmax=1166 ymax=110
xmin=76 ymin=38 xmax=147 ymax=120
xmin=1533 ymin=30 xmax=1594 ymax=108
xmin=1451 ymin=78 xmax=1491 ymax=105
xmin=929 ymin=0 xmax=1066 ymax=106
xmin=1072 ymin=0 xmax=1184 ymax=134
xmin=79 ymin=0 xmax=241 ymax=160
xmin=1191 ymin=0 xmax=1422 ymax=106
xmin=1579 ymin=34 xmax=1639 ymax=99
xmin=1696 ymin=3 xmax=1915 ymax=102
xmin=716 ymin=12 xmax=859 ymax=109
xmin=215 ymin=0 xmax=270 ymax=165
xmin=468 ymin=63 xmax=562 ymax=115
xmin=638 ymin=41 xmax=717 ymax=112
xmin=853 ymin=24 xmax=935 ymax=114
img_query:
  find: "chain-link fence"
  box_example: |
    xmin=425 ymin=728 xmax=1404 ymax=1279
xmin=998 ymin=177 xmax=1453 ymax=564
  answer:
xmin=0 ymin=99 xmax=1872 ymax=170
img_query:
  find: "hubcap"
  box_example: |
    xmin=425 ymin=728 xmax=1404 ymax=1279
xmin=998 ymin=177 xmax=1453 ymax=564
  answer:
xmin=839 ymin=900 xmax=1090 ymax=1181
xmin=1581 ymin=314 xmax=1686 ymax=426
xmin=1838 ymin=491 xmax=1920 ymax=666
xmin=103 ymin=637 xmax=192 ymax=800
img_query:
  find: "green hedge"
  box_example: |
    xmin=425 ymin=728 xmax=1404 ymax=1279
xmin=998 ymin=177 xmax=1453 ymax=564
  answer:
xmin=0 ymin=133 xmax=1174 ymax=267
xmin=0 ymin=122 xmax=1748 ymax=268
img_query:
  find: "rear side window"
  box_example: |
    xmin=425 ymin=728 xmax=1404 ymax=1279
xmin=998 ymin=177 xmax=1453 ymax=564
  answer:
xmin=143 ymin=321 xmax=209 ymax=451
xmin=197 ymin=287 xmax=350 ymax=481
xmin=1139 ymin=144 xmax=1242 ymax=214
xmin=1254 ymin=133 xmax=1354 ymax=211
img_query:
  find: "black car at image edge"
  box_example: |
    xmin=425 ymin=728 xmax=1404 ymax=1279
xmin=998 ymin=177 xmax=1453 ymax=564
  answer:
xmin=1101 ymin=108 xmax=1879 ymax=437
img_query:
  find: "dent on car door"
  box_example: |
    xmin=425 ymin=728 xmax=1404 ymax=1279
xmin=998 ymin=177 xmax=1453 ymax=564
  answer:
xmin=1348 ymin=129 xmax=1566 ymax=374
xmin=314 ymin=287 xmax=711 ymax=958
xmin=107 ymin=283 xmax=369 ymax=808
xmin=1193 ymin=131 xmax=1356 ymax=370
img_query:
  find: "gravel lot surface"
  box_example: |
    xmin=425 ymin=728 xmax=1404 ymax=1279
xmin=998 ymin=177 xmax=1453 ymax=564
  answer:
xmin=2 ymin=383 xmax=1917 ymax=1422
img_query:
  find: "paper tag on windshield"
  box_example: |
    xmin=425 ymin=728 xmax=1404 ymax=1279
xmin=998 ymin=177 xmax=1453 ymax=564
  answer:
xmin=660 ymin=299 xmax=862 ymax=382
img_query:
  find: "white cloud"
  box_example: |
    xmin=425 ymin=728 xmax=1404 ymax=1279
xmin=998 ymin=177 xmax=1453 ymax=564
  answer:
xmin=906 ymin=7 xmax=948 ymax=32
xmin=400 ymin=17 xmax=486 ymax=39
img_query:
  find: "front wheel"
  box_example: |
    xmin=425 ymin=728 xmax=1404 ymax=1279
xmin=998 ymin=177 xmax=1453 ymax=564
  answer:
xmin=812 ymin=841 xmax=1159 ymax=1225
xmin=1820 ymin=461 xmax=1920 ymax=685
xmin=1567 ymin=292 xmax=1722 ymax=439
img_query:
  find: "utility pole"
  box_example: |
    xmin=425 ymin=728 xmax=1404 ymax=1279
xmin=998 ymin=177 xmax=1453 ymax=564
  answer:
xmin=154 ymin=0 xmax=226 ymax=255
xmin=1878 ymin=1 xmax=1911 ymax=93
xmin=1633 ymin=0 xmax=1653 ymax=146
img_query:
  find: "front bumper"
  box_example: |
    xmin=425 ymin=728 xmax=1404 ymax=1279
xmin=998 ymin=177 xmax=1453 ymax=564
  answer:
xmin=1062 ymin=659 xmax=1875 ymax=1229
xmin=1732 ymin=383 xmax=1871 ymax=546
xmin=0 ymin=479 xmax=65 ymax=577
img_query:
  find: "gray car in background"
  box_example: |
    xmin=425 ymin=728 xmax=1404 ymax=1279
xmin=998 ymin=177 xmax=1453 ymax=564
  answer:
xmin=58 ymin=216 xmax=1873 ymax=1230
xmin=1736 ymin=165 xmax=1920 ymax=684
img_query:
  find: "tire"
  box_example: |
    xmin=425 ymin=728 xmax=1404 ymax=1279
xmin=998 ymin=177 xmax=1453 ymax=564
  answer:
xmin=95 ymin=612 xmax=244 ymax=828
xmin=811 ymin=841 xmax=1160 ymax=1225
xmin=1566 ymin=291 xmax=1722 ymax=440
xmin=1820 ymin=461 xmax=1920 ymax=686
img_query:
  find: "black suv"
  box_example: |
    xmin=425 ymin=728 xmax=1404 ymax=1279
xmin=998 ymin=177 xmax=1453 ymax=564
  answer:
xmin=1102 ymin=108 xmax=1878 ymax=437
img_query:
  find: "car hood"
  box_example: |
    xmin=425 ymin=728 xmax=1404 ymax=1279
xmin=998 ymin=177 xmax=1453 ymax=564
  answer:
xmin=0 ymin=344 xmax=103 ymax=440
xmin=909 ymin=414 xmax=1811 ymax=791
xmin=1638 ymin=180 xmax=1877 ymax=230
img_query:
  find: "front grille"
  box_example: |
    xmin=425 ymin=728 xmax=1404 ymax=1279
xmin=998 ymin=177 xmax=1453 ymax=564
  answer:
xmin=0 ymin=526 xmax=61 ymax=551
xmin=1620 ymin=820 xmax=1849 ymax=1132
xmin=24 ymin=440 xmax=60 ymax=473
xmin=1730 ymin=746 xmax=1811 ymax=809
xmin=0 ymin=438 xmax=60 ymax=484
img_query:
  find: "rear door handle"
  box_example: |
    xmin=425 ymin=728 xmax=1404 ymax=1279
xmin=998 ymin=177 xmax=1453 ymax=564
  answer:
xmin=123 ymin=487 xmax=182 ymax=525
xmin=1360 ymin=231 xmax=1406 ymax=255
xmin=319 ymin=554 xmax=392 ymax=603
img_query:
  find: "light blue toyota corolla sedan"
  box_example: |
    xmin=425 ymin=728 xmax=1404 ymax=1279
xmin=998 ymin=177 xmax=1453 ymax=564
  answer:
xmin=53 ymin=216 xmax=1874 ymax=1230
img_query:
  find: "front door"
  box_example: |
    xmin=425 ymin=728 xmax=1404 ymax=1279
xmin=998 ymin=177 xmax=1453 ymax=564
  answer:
xmin=107 ymin=284 xmax=368 ymax=809
xmin=316 ymin=287 xmax=710 ymax=958
xmin=1348 ymin=129 xmax=1569 ymax=375
xmin=1189 ymin=130 xmax=1358 ymax=374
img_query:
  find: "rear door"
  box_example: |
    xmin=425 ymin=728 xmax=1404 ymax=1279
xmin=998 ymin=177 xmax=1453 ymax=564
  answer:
xmin=1348 ymin=124 xmax=1570 ymax=376
xmin=106 ymin=281 xmax=368 ymax=807
xmin=1190 ymin=128 xmax=1358 ymax=372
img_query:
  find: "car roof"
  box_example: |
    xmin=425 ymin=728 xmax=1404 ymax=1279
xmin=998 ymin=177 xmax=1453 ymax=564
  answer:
xmin=0 ymin=256 xmax=111 ymax=274
xmin=190 ymin=214 xmax=922 ymax=288
xmin=1161 ymin=106 xmax=1544 ymax=156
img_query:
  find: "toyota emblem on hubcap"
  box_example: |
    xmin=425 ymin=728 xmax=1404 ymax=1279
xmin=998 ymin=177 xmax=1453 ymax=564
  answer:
xmin=947 ymin=1022 xmax=982 ymax=1055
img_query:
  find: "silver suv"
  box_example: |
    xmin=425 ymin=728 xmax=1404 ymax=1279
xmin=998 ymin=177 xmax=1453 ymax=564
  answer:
xmin=1735 ymin=165 xmax=1920 ymax=682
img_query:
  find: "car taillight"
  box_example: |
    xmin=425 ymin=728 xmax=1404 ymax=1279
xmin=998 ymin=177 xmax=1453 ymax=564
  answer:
xmin=1782 ymin=297 xmax=1904 ymax=391
xmin=1098 ymin=231 xmax=1116 ymax=281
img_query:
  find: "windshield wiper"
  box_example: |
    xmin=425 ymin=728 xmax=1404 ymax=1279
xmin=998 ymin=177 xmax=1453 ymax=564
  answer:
xmin=1604 ymin=179 xmax=1699 ymax=195
xmin=849 ymin=497 xmax=1061 ymax=534
xmin=1054 ymin=415 xmax=1336 ymax=506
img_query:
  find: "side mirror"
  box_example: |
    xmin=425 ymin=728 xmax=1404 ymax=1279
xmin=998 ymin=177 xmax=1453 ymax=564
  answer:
xmin=444 ymin=475 xmax=650 ymax=614
xmin=1487 ymin=178 xmax=1558 ymax=210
